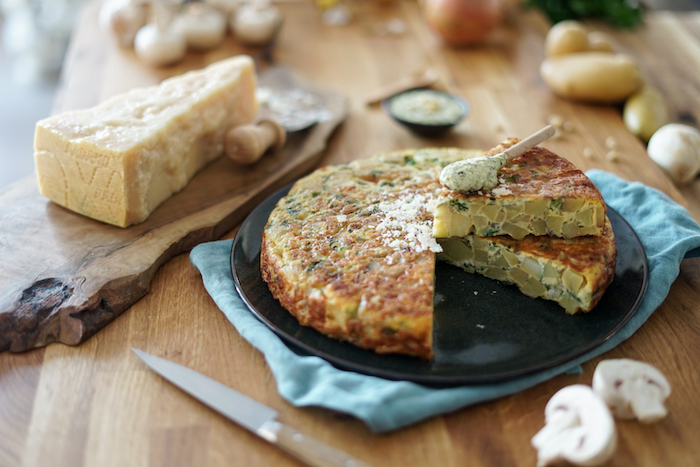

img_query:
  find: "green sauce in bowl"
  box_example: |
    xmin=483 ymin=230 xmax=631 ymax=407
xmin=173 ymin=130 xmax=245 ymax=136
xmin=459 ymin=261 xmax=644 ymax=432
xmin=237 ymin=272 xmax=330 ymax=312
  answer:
xmin=383 ymin=89 xmax=469 ymax=137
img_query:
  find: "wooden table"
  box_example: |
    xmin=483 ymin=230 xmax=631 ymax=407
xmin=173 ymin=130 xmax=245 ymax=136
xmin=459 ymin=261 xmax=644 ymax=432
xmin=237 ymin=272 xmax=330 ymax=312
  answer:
xmin=1 ymin=1 xmax=699 ymax=466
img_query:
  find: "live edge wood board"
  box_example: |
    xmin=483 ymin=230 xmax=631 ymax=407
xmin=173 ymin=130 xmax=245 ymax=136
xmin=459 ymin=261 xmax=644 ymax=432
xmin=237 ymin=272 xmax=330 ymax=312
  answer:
xmin=0 ymin=64 xmax=348 ymax=352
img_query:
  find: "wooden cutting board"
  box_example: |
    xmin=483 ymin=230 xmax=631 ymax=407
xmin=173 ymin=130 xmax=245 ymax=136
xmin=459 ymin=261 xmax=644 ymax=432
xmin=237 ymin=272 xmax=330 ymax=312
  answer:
xmin=0 ymin=65 xmax=347 ymax=353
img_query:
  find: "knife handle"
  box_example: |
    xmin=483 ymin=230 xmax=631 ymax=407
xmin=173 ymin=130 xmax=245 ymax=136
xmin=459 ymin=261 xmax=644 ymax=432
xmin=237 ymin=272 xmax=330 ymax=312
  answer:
xmin=225 ymin=118 xmax=287 ymax=165
xmin=257 ymin=420 xmax=373 ymax=467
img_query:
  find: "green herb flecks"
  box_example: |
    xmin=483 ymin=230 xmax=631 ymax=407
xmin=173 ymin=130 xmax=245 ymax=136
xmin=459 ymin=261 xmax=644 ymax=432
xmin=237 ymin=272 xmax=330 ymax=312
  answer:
xmin=549 ymin=198 xmax=564 ymax=211
xmin=449 ymin=199 xmax=469 ymax=212
xmin=506 ymin=173 xmax=521 ymax=183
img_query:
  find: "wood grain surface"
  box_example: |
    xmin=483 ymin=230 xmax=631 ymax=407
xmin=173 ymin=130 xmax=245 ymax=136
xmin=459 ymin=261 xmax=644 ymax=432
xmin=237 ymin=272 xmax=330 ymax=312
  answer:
xmin=1 ymin=1 xmax=699 ymax=466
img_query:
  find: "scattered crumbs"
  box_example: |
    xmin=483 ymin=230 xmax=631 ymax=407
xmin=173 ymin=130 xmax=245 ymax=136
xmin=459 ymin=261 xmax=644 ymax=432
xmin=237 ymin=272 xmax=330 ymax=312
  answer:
xmin=473 ymin=291 xmax=478 ymax=295
xmin=553 ymin=129 xmax=563 ymax=139
xmin=492 ymin=290 xmax=497 ymax=294
xmin=492 ymin=186 xmax=512 ymax=197
xmin=563 ymin=120 xmax=575 ymax=132
xmin=547 ymin=114 xmax=564 ymax=128
xmin=374 ymin=193 xmax=442 ymax=253
xmin=493 ymin=122 xmax=505 ymax=133
xmin=605 ymin=150 xmax=619 ymax=162
xmin=605 ymin=136 xmax=618 ymax=149
xmin=583 ymin=147 xmax=595 ymax=159
xmin=385 ymin=18 xmax=407 ymax=35
xmin=476 ymin=324 xmax=485 ymax=329
xmin=372 ymin=18 xmax=406 ymax=36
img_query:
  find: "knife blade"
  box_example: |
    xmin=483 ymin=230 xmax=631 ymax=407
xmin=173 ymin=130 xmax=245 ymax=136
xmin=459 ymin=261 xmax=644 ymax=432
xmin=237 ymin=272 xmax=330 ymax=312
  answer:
xmin=132 ymin=348 xmax=372 ymax=467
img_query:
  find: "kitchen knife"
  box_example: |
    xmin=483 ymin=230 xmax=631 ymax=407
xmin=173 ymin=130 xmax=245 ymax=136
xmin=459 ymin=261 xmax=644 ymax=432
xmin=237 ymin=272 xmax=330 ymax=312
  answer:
xmin=132 ymin=348 xmax=371 ymax=467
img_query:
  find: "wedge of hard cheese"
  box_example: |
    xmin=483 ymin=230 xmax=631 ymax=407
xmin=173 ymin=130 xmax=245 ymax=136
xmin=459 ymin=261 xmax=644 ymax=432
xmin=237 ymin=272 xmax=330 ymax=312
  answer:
xmin=34 ymin=55 xmax=258 ymax=227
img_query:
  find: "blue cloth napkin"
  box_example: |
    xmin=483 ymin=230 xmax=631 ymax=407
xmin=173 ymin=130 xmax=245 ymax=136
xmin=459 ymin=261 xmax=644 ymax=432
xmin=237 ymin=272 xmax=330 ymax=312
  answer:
xmin=190 ymin=170 xmax=700 ymax=433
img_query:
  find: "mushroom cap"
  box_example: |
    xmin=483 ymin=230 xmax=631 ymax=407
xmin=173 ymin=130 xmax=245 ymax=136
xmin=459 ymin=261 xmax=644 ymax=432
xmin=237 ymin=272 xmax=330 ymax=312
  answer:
xmin=204 ymin=0 xmax=240 ymax=16
xmin=134 ymin=23 xmax=187 ymax=67
xmin=232 ymin=2 xmax=282 ymax=46
xmin=532 ymin=384 xmax=616 ymax=467
xmin=592 ymin=358 xmax=671 ymax=423
xmin=173 ymin=3 xmax=227 ymax=50
xmin=100 ymin=0 xmax=149 ymax=48
xmin=647 ymin=123 xmax=700 ymax=185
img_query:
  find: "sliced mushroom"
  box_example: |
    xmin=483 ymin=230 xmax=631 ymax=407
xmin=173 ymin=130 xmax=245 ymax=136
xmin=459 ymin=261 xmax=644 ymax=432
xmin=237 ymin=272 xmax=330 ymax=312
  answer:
xmin=592 ymin=359 xmax=671 ymax=423
xmin=531 ymin=384 xmax=617 ymax=467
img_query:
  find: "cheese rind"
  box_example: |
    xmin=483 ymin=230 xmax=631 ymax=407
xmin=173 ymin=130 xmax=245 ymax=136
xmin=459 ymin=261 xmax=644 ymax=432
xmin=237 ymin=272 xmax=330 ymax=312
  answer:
xmin=34 ymin=55 xmax=258 ymax=227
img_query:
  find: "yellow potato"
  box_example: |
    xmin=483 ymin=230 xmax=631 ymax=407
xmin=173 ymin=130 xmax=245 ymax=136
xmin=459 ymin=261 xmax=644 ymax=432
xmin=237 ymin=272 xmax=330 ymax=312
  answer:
xmin=545 ymin=20 xmax=589 ymax=57
xmin=540 ymin=52 xmax=643 ymax=103
xmin=587 ymin=31 xmax=615 ymax=53
xmin=623 ymin=85 xmax=669 ymax=141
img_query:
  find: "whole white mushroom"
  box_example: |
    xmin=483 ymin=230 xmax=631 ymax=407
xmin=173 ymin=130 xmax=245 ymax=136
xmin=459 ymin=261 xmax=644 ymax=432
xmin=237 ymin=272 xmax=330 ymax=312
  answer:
xmin=173 ymin=3 xmax=227 ymax=51
xmin=100 ymin=0 xmax=150 ymax=48
xmin=205 ymin=0 xmax=242 ymax=19
xmin=134 ymin=22 xmax=186 ymax=67
xmin=134 ymin=0 xmax=186 ymax=67
xmin=531 ymin=384 xmax=617 ymax=467
xmin=233 ymin=0 xmax=282 ymax=46
xmin=647 ymin=123 xmax=700 ymax=186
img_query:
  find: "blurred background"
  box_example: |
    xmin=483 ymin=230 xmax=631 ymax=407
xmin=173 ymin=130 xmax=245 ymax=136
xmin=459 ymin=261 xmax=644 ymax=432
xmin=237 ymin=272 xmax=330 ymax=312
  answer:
xmin=1 ymin=0 xmax=88 ymax=190
xmin=1 ymin=0 xmax=699 ymax=191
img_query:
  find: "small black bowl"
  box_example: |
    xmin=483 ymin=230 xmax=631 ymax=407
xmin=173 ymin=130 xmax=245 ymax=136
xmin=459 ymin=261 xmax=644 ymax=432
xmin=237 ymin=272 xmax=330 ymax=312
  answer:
xmin=382 ymin=89 xmax=470 ymax=138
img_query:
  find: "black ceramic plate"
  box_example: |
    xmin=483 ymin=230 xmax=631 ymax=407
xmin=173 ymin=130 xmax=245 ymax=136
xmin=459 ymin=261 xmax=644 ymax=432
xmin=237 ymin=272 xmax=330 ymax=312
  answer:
xmin=232 ymin=184 xmax=648 ymax=386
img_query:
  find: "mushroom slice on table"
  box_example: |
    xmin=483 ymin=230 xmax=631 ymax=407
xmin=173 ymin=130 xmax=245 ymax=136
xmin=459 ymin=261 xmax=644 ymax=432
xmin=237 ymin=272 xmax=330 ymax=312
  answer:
xmin=592 ymin=359 xmax=671 ymax=423
xmin=531 ymin=384 xmax=617 ymax=467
